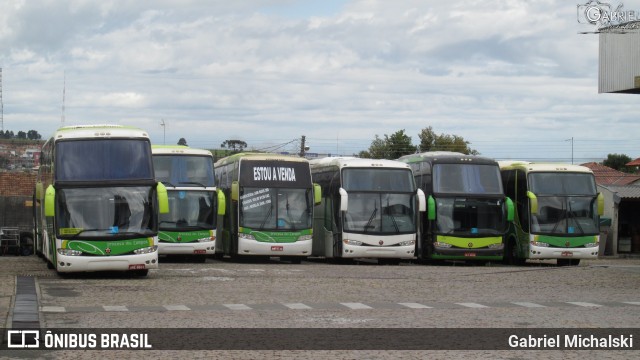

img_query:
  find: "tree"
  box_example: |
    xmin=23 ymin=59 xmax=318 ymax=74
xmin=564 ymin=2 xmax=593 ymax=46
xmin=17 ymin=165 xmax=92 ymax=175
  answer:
xmin=177 ymin=138 xmax=188 ymax=146
xmin=27 ymin=130 xmax=41 ymax=140
xmin=603 ymin=153 xmax=633 ymax=173
xmin=17 ymin=131 xmax=27 ymax=139
xmin=220 ymin=139 xmax=247 ymax=153
xmin=358 ymin=130 xmax=416 ymax=159
xmin=418 ymin=126 xmax=478 ymax=155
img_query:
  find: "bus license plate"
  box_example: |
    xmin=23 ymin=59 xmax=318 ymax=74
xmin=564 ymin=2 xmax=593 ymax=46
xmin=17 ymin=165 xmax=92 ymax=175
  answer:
xmin=129 ymin=264 xmax=146 ymax=270
xmin=271 ymin=246 xmax=284 ymax=251
xmin=561 ymin=251 xmax=573 ymax=257
xmin=464 ymin=252 xmax=476 ymax=257
xmin=193 ymin=250 xmax=206 ymax=254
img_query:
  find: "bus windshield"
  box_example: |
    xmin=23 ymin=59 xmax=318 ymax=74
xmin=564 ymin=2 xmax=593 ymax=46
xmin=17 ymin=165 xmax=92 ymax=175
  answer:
xmin=435 ymin=197 xmax=505 ymax=236
xmin=342 ymin=168 xmax=415 ymax=192
xmin=159 ymin=190 xmax=215 ymax=230
xmin=433 ymin=164 xmax=502 ymax=195
xmin=343 ymin=193 xmax=416 ymax=234
xmin=240 ymin=187 xmax=313 ymax=230
xmin=56 ymin=139 xmax=153 ymax=181
xmin=153 ymin=155 xmax=214 ymax=187
xmin=529 ymin=173 xmax=596 ymax=195
xmin=530 ymin=196 xmax=599 ymax=235
xmin=56 ymin=186 xmax=157 ymax=238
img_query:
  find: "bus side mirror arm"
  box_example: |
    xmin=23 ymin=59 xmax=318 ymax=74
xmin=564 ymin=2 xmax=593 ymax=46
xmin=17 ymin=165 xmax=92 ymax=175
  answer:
xmin=527 ymin=191 xmax=538 ymax=215
xmin=44 ymin=185 xmax=55 ymax=217
xmin=339 ymin=188 xmax=348 ymax=212
xmin=417 ymin=189 xmax=426 ymax=212
xmin=157 ymin=182 xmax=169 ymax=214
xmin=506 ymin=197 xmax=514 ymax=222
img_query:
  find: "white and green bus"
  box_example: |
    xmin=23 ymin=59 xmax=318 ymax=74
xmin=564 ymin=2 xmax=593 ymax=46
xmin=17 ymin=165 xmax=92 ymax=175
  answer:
xmin=152 ymin=145 xmax=223 ymax=262
xmin=214 ymin=153 xmax=320 ymax=263
xmin=310 ymin=157 xmax=425 ymax=264
xmin=397 ymin=152 xmax=514 ymax=262
xmin=499 ymin=161 xmax=603 ymax=266
xmin=34 ymin=124 xmax=169 ymax=275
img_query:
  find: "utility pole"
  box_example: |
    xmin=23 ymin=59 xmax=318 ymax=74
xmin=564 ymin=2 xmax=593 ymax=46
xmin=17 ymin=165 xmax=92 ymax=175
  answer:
xmin=160 ymin=119 xmax=166 ymax=145
xmin=61 ymin=71 xmax=66 ymax=126
xmin=299 ymin=135 xmax=306 ymax=157
xmin=0 ymin=67 xmax=3 ymax=132
xmin=566 ymin=137 xmax=574 ymax=164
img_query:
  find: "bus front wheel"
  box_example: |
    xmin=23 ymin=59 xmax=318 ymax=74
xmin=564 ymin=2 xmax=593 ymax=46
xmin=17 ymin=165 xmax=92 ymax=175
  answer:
xmin=506 ymin=239 xmax=525 ymax=266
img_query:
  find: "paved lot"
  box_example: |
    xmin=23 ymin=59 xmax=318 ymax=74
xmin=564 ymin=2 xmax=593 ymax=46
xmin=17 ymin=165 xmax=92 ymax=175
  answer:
xmin=1 ymin=255 xmax=639 ymax=359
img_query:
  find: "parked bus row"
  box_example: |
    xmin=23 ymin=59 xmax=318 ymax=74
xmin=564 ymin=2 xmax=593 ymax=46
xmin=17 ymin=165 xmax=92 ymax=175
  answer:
xmin=32 ymin=125 xmax=604 ymax=276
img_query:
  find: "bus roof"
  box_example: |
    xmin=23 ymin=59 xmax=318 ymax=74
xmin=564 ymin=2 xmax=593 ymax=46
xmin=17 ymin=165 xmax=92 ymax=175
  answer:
xmin=397 ymin=151 xmax=498 ymax=166
xmin=214 ymin=152 xmax=309 ymax=167
xmin=498 ymin=161 xmax=594 ymax=174
xmin=52 ymin=124 xmax=149 ymax=141
xmin=309 ymin=157 xmax=411 ymax=170
xmin=152 ymin=145 xmax=213 ymax=157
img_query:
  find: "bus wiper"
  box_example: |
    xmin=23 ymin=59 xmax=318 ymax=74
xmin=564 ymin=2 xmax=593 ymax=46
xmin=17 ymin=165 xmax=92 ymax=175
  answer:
xmin=567 ymin=200 xmax=584 ymax=235
xmin=364 ymin=206 xmax=378 ymax=233
xmin=260 ymin=205 xmax=273 ymax=230
xmin=179 ymin=181 xmax=206 ymax=187
xmin=387 ymin=198 xmax=400 ymax=233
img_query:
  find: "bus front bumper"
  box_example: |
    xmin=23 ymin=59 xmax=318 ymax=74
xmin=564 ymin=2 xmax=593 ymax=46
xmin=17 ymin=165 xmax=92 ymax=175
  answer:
xmin=238 ymin=239 xmax=311 ymax=257
xmin=55 ymin=251 xmax=159 ymax=273
xmin=158 ymin=240 xmax=216 ymax=255
xmin=528 ymin=245 xmax=599 ymax=260
xmin=341 ymin=243 xmax=416 ymax=259
xmin=432 ymin=247 xmax=504 ymax=260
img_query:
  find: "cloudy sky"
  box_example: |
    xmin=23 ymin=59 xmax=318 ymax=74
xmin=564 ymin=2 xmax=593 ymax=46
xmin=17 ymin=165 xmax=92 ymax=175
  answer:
xmin=1 ymin=0 xmax=638 ymax=162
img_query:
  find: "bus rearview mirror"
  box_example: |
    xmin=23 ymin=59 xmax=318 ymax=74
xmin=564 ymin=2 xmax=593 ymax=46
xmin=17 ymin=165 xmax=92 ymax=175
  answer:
xmin=231 ymin=181 xmax=239 ymax=201
xmin=506 ymin=197 xmax=514 ymax=222
xmin=339 ymin=188 xmax=348 ymax=212
xmin=527 ymin=191 xmax=538 ymax=215
xmin=427 ymin=195 xmax=436 ymax=221
xmin=157 ymin=182 xmax=169 ymax=214
xmin=597 ymin=192 xmax=604 ymax=216
xmin=417 ymin=189 xmax=426 ymax=212
xmin=313 ymin=183 xmax=322 ymax=205
xmin=45 ymin=185 xmax=55 ymax=217
xmin=217 ymin=189 xmax=226 ymax=216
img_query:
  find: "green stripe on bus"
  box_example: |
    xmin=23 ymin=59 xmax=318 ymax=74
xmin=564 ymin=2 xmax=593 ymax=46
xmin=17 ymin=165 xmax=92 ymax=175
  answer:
xmin=159 ymin=230 xmax=214 ymax=243
xmin=61 ymin=238 xmax=154 ymax=256
xmin=436 ymin=235 xmax=502 ymax=249
xmin=535 ymin=235 xmax=598 ymax=248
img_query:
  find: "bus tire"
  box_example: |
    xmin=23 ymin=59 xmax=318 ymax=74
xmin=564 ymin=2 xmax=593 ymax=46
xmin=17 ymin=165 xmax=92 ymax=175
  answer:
xmin=506 ymin=238 xmax=525 ymax=266
xmin=570 ymin=259 xmax=580 ymax=266
xmin=194 ymin=255 xmax=207 ymax=263
xmin=47 ymin=260 xmax=55 ymax=270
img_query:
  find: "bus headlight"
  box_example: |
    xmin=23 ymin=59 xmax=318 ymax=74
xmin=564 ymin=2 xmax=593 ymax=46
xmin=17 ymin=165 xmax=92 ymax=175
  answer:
xmin=530 ymin=241 xmax=549 ymax=247
xmin=133 ymin=246 xmax=158 ymax=254
xmin=297 ymin=235 xmax=312 ymax=242
xmin=584 ymin=243 xmax=598 ymax=248
xmin=398 ymin=240 xmax=415 ymax=246
xmin=197 ymin=236 xmax=216 ymax=243
xmin=239 ymin=233 xmax=256 ymax=240
xmin=57 ymin=249 xmax=82 ymax=256
xmin=488 ymin=243 xmax=504 ymax=250
xmin=434 ymin=242 xmax=452 ymax=248
xmin=343 ymin=239 xmax=363 ymax=246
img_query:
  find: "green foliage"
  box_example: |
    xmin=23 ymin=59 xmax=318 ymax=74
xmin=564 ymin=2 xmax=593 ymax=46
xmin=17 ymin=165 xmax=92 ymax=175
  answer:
xmin=603 ymin=153 xmax=633 ymax=173
xmin=418 ymin=126 xmax=478 ymax=155
xmin=220 ymin=139 xmax=247 ymax=153
xmin=358 ymin=130 xmax=416 ymax=159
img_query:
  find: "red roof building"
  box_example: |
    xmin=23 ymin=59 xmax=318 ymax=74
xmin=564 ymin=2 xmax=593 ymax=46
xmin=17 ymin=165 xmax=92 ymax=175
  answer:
xmin=626 ymin=157 xmax=640 ymax=167
xmin=581 ymin=162 xmax=640 ymax=186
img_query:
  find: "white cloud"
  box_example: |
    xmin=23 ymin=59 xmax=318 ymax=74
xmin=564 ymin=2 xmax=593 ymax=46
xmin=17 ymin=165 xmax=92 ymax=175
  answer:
xmin=0 ymin=0 xmax=638 ymax=162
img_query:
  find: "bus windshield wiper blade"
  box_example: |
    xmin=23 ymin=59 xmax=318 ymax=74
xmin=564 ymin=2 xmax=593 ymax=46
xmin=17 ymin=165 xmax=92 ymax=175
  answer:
xmin=260 ymin=205 xmax=273 ymax=230
xmin=67 ymin=228 xmax=108 ymax=239
xmin=364 ymin=207 xmax=378 ymax=233
xmin=179 ymin=181 xmax=206 ymax=187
